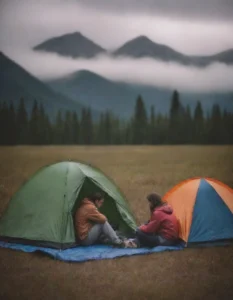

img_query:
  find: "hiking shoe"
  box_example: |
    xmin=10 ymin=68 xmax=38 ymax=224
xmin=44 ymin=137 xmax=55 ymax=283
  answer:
xmin=112 ymin=239 xmax=137 ymax=248
xmin=112 ymin=240 xmax=128 ymax=248
xmin=127 ymin=240 xmax=138 ymax=248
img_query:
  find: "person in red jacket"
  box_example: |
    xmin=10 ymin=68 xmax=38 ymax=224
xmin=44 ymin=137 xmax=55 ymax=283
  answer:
xmin=130 ymin=193 xmax=179 ymax=248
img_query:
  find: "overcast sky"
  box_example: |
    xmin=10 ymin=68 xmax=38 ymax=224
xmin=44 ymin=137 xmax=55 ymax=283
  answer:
xmin=1 ymin=0 xmax=233 ymax=54
xmin=0 ymin=0 xmax=233 ymax=92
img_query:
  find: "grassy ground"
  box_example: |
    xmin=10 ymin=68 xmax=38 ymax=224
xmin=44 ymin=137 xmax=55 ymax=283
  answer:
xmin=0 ymin=145 xmax=233 ymax=300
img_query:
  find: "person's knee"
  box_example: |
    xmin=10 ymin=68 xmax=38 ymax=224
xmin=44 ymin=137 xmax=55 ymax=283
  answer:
xmin=101 ymin=221 xmax=112 ymax=231
xmin=102 ymin=221 xmax=109 ymax=227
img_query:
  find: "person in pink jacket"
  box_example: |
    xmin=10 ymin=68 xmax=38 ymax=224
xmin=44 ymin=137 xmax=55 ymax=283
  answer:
xmin=130 ymin=193 xmax=179 ymax=248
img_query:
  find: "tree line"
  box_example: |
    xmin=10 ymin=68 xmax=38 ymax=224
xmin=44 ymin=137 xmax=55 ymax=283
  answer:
xmin=0 ymin=90 xmax=232 ymax=145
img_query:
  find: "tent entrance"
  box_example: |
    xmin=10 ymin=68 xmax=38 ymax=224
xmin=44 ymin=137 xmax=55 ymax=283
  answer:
xmin=72 ymin=177 xmax=134 ymax=237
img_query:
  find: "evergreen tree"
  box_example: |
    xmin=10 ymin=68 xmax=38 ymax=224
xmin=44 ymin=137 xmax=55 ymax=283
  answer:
xmin=104 ymin=111 xmax=112 ymax=144
xmin=0 ymin=102 xmax=9 ymax=145
xmin=149 ymin=106 xmax=157 ymax=144
xmin=8 ymin=102 xmax=17 ymax=145
xmin=29 ymin=100 xmax=40 ymax=144
xmin=125 ymin=119 xmax=133 ymax=144
xmin=53 ymin=110 xmax=64 ymax=144
xmin=112 ymin=117 xmax=124 ymax=145
xmin=157 ymin=113 xmax=169 ymax=144
xmin=79 ymin=108 xmax=86 ymax=145
xmin=44 ymin=114 xmax=52 ymax=144
xmin=96 ymin=113 xmax=105 ymax=145
xmin=229 ymin=112 xmax=233 ymax=144
xmin=37 ymin=103 xmax=47 ymax=144
xmin=16 ymin=98 xmax=28 ymax=145
xmin=208 ymin=104 xmax=223 ymax=144
xmin=86 ymin=108 xmax=94 ymax=145
xmin=38 ymin=104 xmax=52 ymax=145
xmin=193 ymin=101 xmax=205 ymax=144
xmin=63 ymin=110 xmax=73 ymax=144
xmin=71 ymin=112 xmax=79 ymax=144
xmin=132 ymin=95 xmax=148 ymax=144
xmin=0 ymin=102 xmax=3 ymax=145
xmin=225 ymin=111 xmax=233 ymax=144
xmin=79 ymin=108 xmax=93 ymax=145
xmin=169 ymin=90 xmax=185 ymax=144
xmin=184 ymin=105 xmax=193 ymax=144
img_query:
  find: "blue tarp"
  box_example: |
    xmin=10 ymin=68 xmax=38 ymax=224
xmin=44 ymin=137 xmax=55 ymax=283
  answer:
xmin=0 ymin=241 xmax=184 ymax=262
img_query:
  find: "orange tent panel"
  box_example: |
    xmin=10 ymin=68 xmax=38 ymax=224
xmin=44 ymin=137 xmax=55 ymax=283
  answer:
xmin=163 ymin=178 xmax=200 ymax=242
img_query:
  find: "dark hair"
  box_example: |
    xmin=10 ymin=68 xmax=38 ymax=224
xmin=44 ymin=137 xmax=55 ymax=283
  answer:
xmin=147 ymin=193 xmax=164 ymax=211
xmin=88 ymin=192 xmax=103 ymax=203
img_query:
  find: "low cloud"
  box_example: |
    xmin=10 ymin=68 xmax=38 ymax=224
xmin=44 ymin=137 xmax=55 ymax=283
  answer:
xmin=4 ymin=48 xmax=233 ymax=93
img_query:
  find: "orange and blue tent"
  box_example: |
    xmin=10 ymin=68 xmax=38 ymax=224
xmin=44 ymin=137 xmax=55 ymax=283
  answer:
xmin=163 ymin=177 xmax=233 ymax=246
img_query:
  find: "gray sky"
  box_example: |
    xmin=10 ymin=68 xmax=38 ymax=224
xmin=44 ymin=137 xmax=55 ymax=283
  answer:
xmin=77 ymin=0 xmax=233 ymax=21
xmin=0 ymin=0 xmax=233 ymax=92
xmin=1 ymin=0 xmax=233 ymax=54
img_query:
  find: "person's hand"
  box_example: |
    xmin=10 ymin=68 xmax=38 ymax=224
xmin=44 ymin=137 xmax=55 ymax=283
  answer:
xmin=143 ymin=221 xmax=149 ymax=225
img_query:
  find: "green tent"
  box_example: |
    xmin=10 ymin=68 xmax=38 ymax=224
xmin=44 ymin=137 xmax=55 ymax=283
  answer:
xmin=0 ymin=161 xmax=137 ymax=249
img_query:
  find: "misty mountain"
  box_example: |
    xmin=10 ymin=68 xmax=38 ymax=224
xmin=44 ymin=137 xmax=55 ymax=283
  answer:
xmin=206 ymin=49 xmax=233 ymax=65
xmin=113 ymin=36 xmax=233 ymax=66
xmin=33 ymin=32 xmax=106 ymax=58
xmin=113 ymin=36 xmax=192 ymax=64
xmin=34 ymin=32 xmax=233 ymax=66
xmin=46 ymin=69 xmax=233 ymax=118
xmin=47 ymin=70 xmax=136 ymax=117
xmin=0 ymin=52 xmax=98 ymax=119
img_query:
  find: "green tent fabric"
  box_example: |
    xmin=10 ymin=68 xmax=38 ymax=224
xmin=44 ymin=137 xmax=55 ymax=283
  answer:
xmin=0 ymin=161 xmax=137 ymax=249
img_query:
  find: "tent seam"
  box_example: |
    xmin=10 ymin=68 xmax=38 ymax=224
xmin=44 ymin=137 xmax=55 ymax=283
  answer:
xmin=186 ymin=179 xmax=203 ymax=244
xmin=61 ymin=162 xmax=69 ymax=248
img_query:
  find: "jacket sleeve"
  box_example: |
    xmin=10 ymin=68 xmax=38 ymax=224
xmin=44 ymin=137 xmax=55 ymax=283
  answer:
xmin=139 ymin=220 xmax=160 ymax=233
xmin=139 ymin=213 xmax=161 ymax=233
xmin=87 ymin=206 xmax=107 ymax=224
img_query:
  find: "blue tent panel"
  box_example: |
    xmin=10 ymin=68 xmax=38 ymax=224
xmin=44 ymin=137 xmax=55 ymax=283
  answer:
xmin=188 ymin=179 xmax=233 ymax=243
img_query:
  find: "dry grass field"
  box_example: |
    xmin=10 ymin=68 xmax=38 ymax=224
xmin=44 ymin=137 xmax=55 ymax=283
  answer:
xmin=0 ymin=145 xmax=233 ymax=300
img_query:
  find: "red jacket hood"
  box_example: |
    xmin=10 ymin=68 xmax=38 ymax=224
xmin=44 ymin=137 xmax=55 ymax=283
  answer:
xmin=139 ymin=203 xmax=179 ymax=239
xmin=154 ymin=204 xmax=173 ymax=214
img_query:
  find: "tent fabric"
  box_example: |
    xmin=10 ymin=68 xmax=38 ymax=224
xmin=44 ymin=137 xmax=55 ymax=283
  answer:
xmin=0 ymin=161 xmax=137 ymax=249
xmin=162 ymin=179 xmax=200 ymax=242
xmin=207 ymin=179 xmax=233 ymax=212
xmin=0 ymin=241 xmax=184 ymax=262
xmin=163 ymin=177 xmax=233 ymax=245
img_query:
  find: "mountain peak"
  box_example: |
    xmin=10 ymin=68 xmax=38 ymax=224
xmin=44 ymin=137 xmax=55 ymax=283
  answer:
xmin=71 ymin=31 xmax=82 ymax=35
xmin=71 ymin=69 xmax=99 ymax=78
xmin=33 ymin=32 xmax=106 ymax=58
xmin=69 ymin=69 xmax=110 ymax=83
xmin=48 ymin=69 xmax=113 ymax=88
xmin=120 ymin=35 xmax=154 ymax=47
xmin=113 ymin=34 xmax=189 ymax=62
xmin=61 ymin=31 xmax=84 ymax=39
xmin=133 ymin=35 xmax=152 ymax=43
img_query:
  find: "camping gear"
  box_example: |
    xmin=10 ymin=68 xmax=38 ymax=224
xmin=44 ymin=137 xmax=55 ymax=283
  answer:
xmin=0 ymin=241 xmax=184 ymax=262
xmin=0 ymin=161 xmax=137 ymax=249
xmin=163 ymin=177 xmax=233 ymax=246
